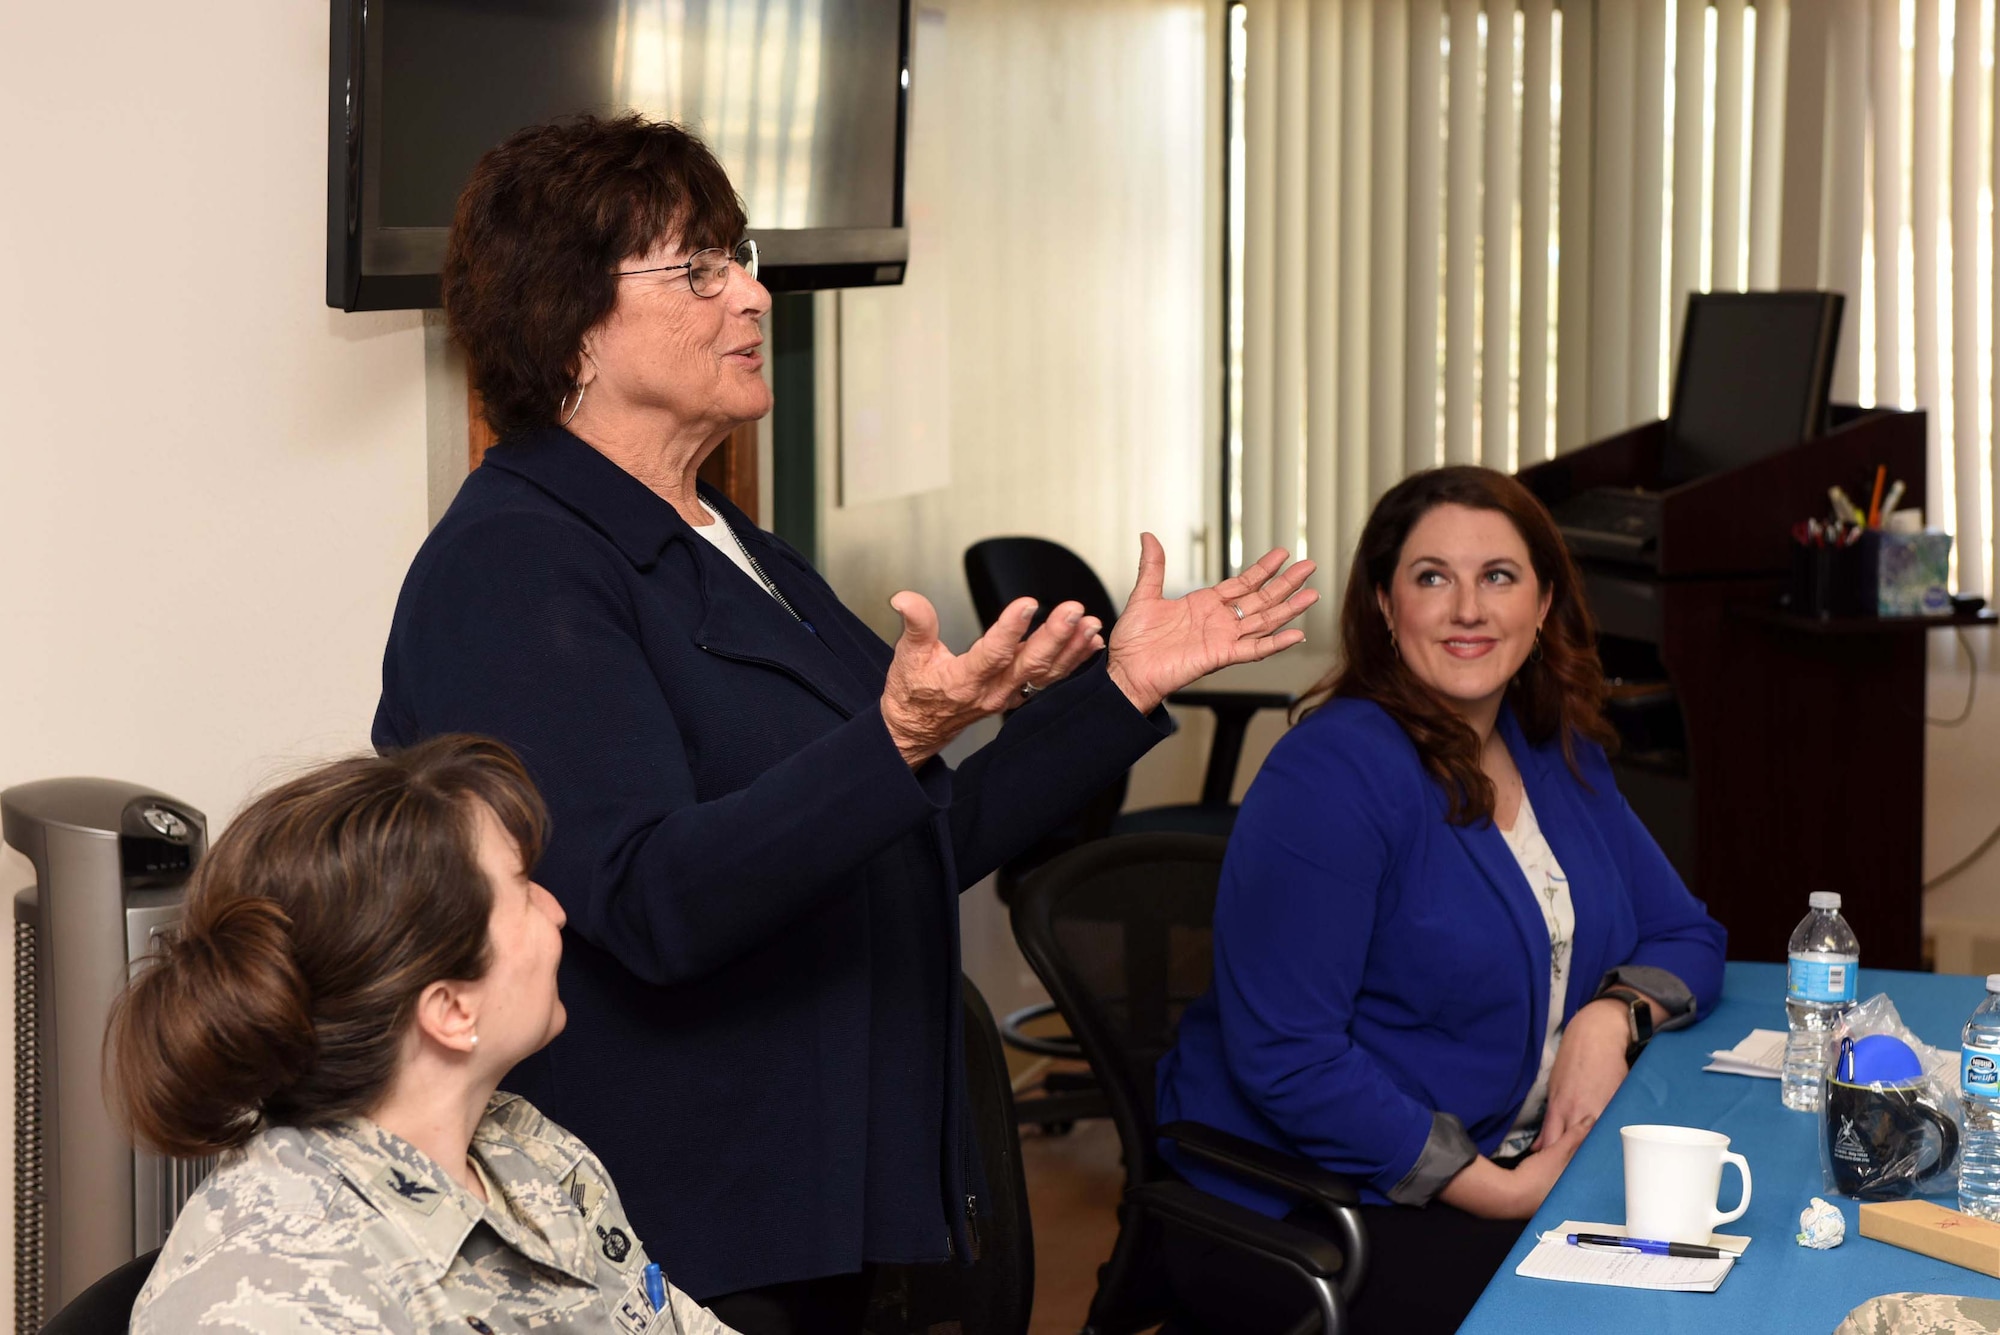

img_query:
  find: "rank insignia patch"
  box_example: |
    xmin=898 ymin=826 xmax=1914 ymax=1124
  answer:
xmin=376 ymin=1166 xmax=443 ymax=1216
xmin=561 ymin=1166 xmax=607 ymax=1218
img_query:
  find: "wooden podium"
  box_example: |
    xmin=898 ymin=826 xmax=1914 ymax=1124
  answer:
xmin=1518 ymin=407 xmax=1977 ymax=971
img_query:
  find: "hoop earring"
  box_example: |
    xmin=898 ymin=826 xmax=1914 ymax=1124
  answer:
xmin=560 ymin=380 xmax=588 ymax=427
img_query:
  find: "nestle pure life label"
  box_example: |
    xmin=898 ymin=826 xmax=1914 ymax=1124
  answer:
xmin=1964 ymin=1049 xmax=2000 ymax=1102
xmin=1787 ymin=953 xmax=1858 ymax=1005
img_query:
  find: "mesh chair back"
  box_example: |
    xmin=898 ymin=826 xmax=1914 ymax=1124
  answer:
xmin=963 ymin=537 xmax=1122 ymax=632
xmin=963 ymin=537 xmax=1132 ymax=866
xmin=1011 ymin=834 xmax=1226 ymax=1193
xmin=867 ymin=978 xmax=1033 ymax=1335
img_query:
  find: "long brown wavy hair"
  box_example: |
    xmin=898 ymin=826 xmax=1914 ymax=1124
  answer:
xmin=1299 ymin=466 xmax=1615 ymax=825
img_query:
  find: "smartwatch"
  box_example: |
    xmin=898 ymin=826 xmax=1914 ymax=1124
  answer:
xmin=1599 ymin=986 xmax=1655 ymax=1066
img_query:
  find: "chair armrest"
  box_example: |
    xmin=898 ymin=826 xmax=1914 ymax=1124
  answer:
xmin=1157 ymin=1121 xmax=1370 ymax=1305
xmin=1161 ymin=692 xmax=1297 ymax=805
xmin=1164 ymin=689 xmax=1297 ymax=714
xmin=1160 ymin=1119 xmax=1361 ymax=1213
xmin=1127 ymin=1180 xmax=1345 ymax=1279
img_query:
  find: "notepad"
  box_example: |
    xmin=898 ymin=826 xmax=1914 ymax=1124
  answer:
xmin=1704 ymin=1028 xmax=1787 ymax=1079
xmin=1515 ymin=1220 xmax=1750 ymax=1292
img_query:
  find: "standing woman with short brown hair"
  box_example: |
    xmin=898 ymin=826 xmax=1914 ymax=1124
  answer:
xmin=376 ymin=111 xmax=1320 ymax=1333
xmin=116 ymin=736 xmax=739 ymax=1335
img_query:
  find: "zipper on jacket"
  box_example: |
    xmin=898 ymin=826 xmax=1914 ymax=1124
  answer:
xmin=721 ymin=522 xmax=815 ymax=633
xmin=943 ymin=1196 xmax=979 ymax=1263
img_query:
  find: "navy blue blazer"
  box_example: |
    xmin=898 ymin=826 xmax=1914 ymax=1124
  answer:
xmin=373 ymin=427 xmax=1168 ymax=1297
xmin=1156 ymin=697 xmax=1726 ymax=1212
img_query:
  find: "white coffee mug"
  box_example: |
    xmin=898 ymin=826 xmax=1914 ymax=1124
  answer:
xmin=1621 ymin=1124 xmax=1752 ymax=1244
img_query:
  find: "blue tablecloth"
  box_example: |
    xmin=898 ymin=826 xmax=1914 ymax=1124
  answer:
xmin=1460 ymin=960 xmax=2000 ymax=1334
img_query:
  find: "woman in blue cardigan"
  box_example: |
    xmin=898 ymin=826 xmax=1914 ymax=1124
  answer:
xmin=375 ymin=115 xmax=1316 ymax=1335
xmin=1156 ymin=465 xmax=1726 ymax=1334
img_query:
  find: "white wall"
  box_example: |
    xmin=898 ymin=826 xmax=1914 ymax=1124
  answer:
xmin=0 ymin=0 xmax=431 ymax=1303
xmin=807 ymin=0 xmax=1220 ymax=1016
xmin=818 ymin=0 xmax=1216 ymax=652
xmin=1924 ymin=640 xmax=2000 ymax=964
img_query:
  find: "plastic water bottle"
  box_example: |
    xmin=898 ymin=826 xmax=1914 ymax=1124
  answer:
xmin=1959 ymin=976 xmax=2000 ymax=1219
xmin=1783 ymin=891 xmax=1859 ymax=1111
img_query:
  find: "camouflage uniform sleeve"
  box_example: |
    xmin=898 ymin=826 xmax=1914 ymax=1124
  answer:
xmin=131 ymin=1219 xmax=422 ymax=1335
xmin=568 ymin=1142 xmax=741 ymax=1335
xmin=493 ymin=1099 xmax=745 ymax=1335
xmin=1834 ymin=1292 xmax=2000 ymax=1335
xmin=659 ymin=1277 xmax=743 ymax=1335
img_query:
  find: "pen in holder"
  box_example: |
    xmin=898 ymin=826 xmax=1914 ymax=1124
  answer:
xmin=1791 ymin=526 xmax=1868 ymax=617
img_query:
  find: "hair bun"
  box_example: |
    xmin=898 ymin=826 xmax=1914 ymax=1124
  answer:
xmin=107 ymin=736 xmax=546 ymax=1151
xmin=108 ymin=895 xmax=317 ymax=1157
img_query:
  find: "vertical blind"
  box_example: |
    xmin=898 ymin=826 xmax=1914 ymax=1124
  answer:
xmin=1232 ymin=0 xmax=2000 ymax=620
xmin=1774 ymin=0 xmax=1995 ymax=594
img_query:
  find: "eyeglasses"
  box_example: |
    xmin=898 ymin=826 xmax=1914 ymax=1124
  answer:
xmin=617 ymin=239 xmax=759 ymax=297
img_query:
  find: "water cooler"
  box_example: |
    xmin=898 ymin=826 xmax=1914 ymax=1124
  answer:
xmin=1 ymin=779 xmax=212 ymax=1330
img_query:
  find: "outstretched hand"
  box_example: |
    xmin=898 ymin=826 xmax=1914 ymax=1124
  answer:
xmin=1104 ymin=534 xmax=1318 ymax=715
xmin=879 ymin=592 xmax=1105 ymax=767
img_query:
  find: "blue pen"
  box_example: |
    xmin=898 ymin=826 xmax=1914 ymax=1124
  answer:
xmin=1567 ymin=1231 xmax=1728 ymax=1259
xmin=643 ymin=1261 xmax=666 ymax=1312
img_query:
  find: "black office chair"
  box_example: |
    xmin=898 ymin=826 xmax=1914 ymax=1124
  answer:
xmin=867 ymin=975 xmax=1033 ymax=1335
xmin=1011 ymin=834 xmax=1366 ymax=1335
xmin=963 ymin=536 xmax=1293 ymax=846
xmin=964 ymin=536 xmax=1294 ymax=1128
xmin=41 ymin=1247 xmax=159 ymax=1335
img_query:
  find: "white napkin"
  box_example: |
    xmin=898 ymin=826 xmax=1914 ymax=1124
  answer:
xmin=1704 ymin=1028 xmax=1787 ymax=1079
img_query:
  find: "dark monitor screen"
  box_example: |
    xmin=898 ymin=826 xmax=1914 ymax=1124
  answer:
xmin=330 ymin=0 xmax=909 ymax=309
xmin=375 ymin=0 xmax=901 ymax=232
xmin=1663 ymin=291 xmax=1843 ymax=485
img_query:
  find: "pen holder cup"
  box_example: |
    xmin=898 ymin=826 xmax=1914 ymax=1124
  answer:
xmin=1791 ymin=541 xmax=1870 ymax=617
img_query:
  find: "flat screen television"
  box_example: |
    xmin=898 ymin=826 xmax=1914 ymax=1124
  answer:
xmin=328 ymin=0 xmax=910 ymax=311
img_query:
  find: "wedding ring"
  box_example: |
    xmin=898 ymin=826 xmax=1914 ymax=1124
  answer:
xmin=1019 ymin=681 xmax=1043 ymax=699
xmin=1231 ymin=603 xmax=1245 ymax=621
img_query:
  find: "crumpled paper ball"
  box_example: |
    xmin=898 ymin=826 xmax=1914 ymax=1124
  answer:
xmin=1797 ymin=1196 xmax=1846 ymax=1249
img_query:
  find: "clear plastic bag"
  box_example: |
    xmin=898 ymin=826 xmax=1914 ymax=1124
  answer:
xmin=1818 ymin=993 xmax=1962 ymax=1200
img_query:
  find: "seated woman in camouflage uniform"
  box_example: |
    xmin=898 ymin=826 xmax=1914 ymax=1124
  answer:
xmin=1837 ymin=1293 xmax=2000 ymax=1335
xmin=111 ymin=734 xmax=738 ymax=1334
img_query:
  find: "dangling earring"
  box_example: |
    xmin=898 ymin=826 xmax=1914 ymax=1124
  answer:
xmin=559 ymin=380 xmax=588 ymax=427
xmin=1387 ymin=626 xmax=1400 ymax=660
xmin=561 ymin=350 xmax=600 ymax=428
xmin=1529 ymin=625 xmax=1545 ymax=663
